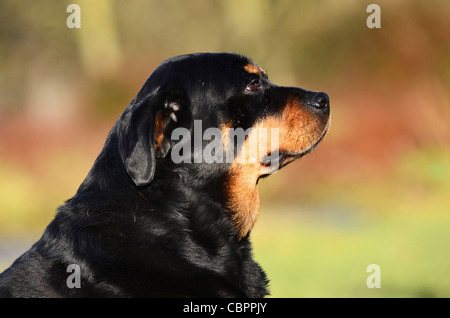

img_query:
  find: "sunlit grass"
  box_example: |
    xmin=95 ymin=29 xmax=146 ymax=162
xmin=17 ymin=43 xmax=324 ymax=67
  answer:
xmin=252 ymin=208 xmax=450 ymax=297
xmin=253 ymin=148 xmax=450 ymax=297
xmin=0 ymin=151 xmax=92 ymax=234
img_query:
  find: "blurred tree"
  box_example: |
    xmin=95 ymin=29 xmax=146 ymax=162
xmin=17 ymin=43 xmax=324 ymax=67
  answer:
xmin=77 ymin=0 xmax=121 ymax=79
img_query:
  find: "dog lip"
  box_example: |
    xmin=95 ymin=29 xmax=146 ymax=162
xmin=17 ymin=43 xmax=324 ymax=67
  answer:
xmin=257 ymin=130 xmax=326 ymax=183
xmin=282 ymin=131 xmax=328 ymax=160
xmin=275 ymin=123 xmax=330 ymax=166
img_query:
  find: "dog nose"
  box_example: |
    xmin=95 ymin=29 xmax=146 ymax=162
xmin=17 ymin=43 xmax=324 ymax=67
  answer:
xmin=309 ymin=92 xmax=330 ymax=114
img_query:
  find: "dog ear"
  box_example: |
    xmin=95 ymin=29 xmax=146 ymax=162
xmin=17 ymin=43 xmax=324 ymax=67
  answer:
xmin=117 ymin=99 xmax=156 ymax=187
xmin=154 ymin=101 xmax=182 ymax=159
xmin=117 ymin=95 xmax=184 ymax=187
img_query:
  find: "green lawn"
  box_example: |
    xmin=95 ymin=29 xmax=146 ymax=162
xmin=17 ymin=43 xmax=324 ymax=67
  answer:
xmin=252 ymin=207 xmax=450 ymax=297
xmin=251 ymin=148 xmax=450 ymax=297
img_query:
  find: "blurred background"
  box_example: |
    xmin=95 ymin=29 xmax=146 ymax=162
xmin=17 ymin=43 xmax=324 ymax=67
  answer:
xmin=0 ymin=0 xmax=449 ymax=297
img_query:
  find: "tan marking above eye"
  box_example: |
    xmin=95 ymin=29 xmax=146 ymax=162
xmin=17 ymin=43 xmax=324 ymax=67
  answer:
xmin=244 ymin=63 xmax=268 ymax=80
xmin=244 ymin=63 xmax=262 ymax=75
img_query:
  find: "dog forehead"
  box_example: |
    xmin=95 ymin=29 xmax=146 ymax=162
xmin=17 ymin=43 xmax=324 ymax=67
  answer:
xmin=150 ymin=53 xmax=250 ymax=86
xmin=138 ymin=53 xmax=258 ymax=105
xmin=161 ymin=53 xmax=248 ymax=70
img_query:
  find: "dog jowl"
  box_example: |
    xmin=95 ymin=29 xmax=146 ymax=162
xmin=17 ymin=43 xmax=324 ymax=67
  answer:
xmin=0 ymin=53 xmax=329 ymax=298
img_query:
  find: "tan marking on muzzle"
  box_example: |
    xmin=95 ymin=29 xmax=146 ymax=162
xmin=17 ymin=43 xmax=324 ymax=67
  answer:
xmin=225 ymin=98 xmax=329 ymax=239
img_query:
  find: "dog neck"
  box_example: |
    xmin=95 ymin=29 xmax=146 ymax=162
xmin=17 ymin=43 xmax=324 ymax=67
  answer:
xmin=224 ymin=164 xmax=261 ymax=240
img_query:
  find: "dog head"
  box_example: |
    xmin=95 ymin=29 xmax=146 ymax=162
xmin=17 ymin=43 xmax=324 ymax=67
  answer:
xmin=111 ymin=53 xmax=330 ymax=238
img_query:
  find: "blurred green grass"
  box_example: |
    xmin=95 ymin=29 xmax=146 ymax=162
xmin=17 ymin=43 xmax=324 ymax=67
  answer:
xmin=253 ymin=206 xmax=450 ymax=297
xmin=0 ymin=151 xmax=91 ymax=234
xmin=252 ymin=147 xmax=450 ymax=297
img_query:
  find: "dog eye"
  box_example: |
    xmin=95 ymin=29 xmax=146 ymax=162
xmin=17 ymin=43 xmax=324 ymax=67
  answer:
xmin=246 ymin=80 xmax=261 ymax=92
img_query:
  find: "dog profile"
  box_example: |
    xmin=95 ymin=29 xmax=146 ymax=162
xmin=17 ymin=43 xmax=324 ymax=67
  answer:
xmin=0 ymin=53 xmax=330 ymax=297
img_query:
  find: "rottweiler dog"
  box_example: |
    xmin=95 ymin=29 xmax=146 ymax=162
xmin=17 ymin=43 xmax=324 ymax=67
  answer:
xmin=0 ymin=53 xmax=330 ymax=297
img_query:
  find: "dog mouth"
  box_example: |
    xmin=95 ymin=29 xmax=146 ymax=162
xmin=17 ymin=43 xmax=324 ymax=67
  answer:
xmin=258 ymin=123 xmax=329 ymax=181
xmin=284 ymin=126 xmax=329 ymax=162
